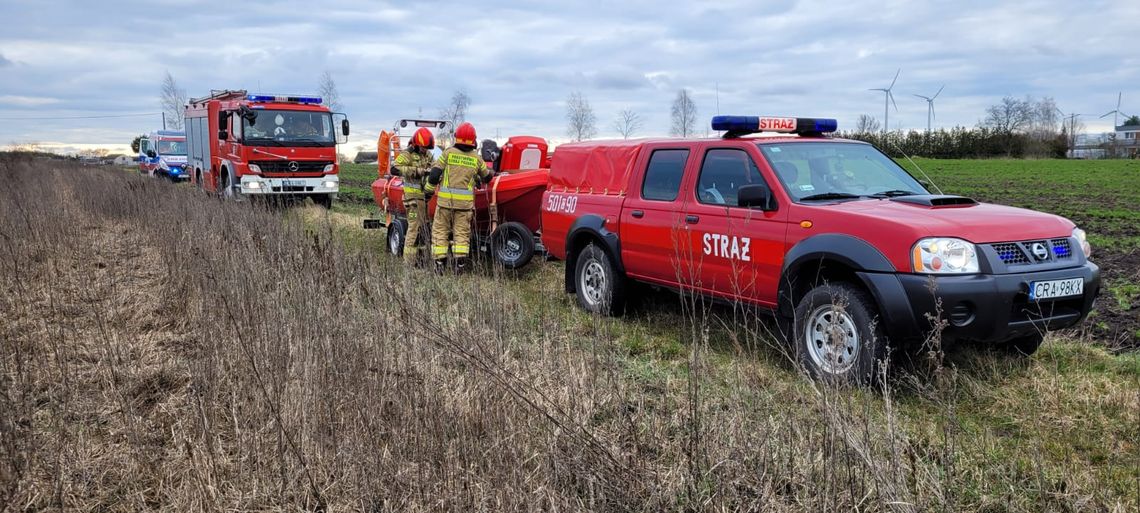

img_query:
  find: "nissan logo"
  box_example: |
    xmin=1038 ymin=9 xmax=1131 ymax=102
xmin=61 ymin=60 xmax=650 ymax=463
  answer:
xmin=287 ymin=161 xmax=300 ymax=172
xmin=1031 ymin=242 xmax=1049 ymax=261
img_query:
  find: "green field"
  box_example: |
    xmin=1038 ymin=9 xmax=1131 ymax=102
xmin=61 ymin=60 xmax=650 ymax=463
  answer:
xmin=338 ymin=161 xmax=380 ymax=204
xmin=342 ymin=157 xmax=1140 ymax=346
xmin=898 ymin=158 xmax=1140 ymax=346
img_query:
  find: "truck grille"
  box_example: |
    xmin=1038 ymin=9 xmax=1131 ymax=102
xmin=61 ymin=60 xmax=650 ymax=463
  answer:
xmin=989 ymin=238 xmax=1073 ymax=265
xmin=251 ymin=160 xmax=332 ymax=173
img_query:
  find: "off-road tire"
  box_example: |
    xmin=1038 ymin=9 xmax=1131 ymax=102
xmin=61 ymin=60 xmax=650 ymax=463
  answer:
xmin=387 ymin=218 xmax=407 ymax=257
xmin=490 ymin=222 xmax=535 ymax=269
xmin=574 ymin=244 xmax=627 ymax=315
xmin=792 ymin=282 xmax=888 ymax=385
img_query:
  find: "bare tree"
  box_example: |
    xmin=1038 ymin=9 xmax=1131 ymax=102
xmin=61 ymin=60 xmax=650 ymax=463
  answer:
xmin=982 ymin=96 xmax=1032 ymax=135
xmin=565 ymin=91 xmax=597 ymax=141
xmin=160 ymin=71 xmax=187 ymax=130
xmin=613 ymin=108 xmax=643 ymax=139
xmin=855 ymin=114 xmax=881 ymax=134
xmin=439 ymin=89 xmax=471 ymax=142
xmin=670 ymin=89 xmax=697 ymax=137
xmin=317 ymin=70 xmax=342 ymax=112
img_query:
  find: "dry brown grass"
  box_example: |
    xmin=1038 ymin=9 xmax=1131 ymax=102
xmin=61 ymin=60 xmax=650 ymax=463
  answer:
xmin=1 ymin=157 xmax=1136 ymax=512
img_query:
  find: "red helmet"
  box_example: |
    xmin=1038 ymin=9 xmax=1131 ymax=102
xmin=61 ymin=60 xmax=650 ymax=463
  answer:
xmin=411 ymin=127 xmax=434 ymax=149
xmin=454 ymin=122 xmax=477 ymax=146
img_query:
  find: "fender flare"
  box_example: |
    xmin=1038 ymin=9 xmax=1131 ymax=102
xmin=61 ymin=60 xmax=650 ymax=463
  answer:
xmin=777 ymin=234 xmax=895 ymax=313
xmin=777 ymin=234 xmax=922 ymax=340
xmin=563 ymin=215 xmax=624 ymax=293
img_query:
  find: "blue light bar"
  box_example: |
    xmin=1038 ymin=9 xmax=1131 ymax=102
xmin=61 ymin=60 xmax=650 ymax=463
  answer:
xmin=246 ymin=94 xmax=323 ymax=105
xmin=712 ymin=116 xmax=838 ymax=137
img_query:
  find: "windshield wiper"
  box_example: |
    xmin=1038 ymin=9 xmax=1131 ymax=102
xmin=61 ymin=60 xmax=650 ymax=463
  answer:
xmin=800 ymin=192 xmax=862 ymax=201
xmin=870 ymin=189 xmax=917 ymax=198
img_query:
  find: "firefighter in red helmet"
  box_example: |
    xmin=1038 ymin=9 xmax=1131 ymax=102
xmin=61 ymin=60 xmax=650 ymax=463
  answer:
xmin=425 ymin=122 xmax=490 ymax=273
xmin=390 ymin=127 xmax=435 ymax=265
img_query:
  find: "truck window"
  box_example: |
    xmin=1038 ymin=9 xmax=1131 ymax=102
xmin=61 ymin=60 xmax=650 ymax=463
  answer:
xmin=696 ymin=148 xmax=766 ymax=206
xmin=641 ymin=149 xmax=689 ymax=201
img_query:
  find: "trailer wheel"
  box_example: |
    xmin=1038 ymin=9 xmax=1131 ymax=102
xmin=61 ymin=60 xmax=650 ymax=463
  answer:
xmin=387 ymin=218 xmax=407 ymax=256
xmin=490 ymin=222 xmax=535 ymax=269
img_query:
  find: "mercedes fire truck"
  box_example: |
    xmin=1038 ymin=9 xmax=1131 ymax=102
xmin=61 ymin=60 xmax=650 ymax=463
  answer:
xmin=184 ymin=90 xmax=349 ymax=207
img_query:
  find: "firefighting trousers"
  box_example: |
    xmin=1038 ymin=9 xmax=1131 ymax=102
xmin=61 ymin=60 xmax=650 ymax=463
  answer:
xmin=431 ymin=206 xmax=472 ymax=260
xmin=402 ymin=199 xmax=427 ymax=264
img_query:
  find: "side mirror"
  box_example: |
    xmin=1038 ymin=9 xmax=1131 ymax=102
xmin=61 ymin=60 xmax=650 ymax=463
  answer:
xmin=239 ymin=105 xmax=257 ymax=124
xmin=341 ymin=119 xmax=350 ymax=136
xmin=146 ymin=150 xmax=156 ymax=158
xmin=738 ymin=184 xmax=776 ymax=211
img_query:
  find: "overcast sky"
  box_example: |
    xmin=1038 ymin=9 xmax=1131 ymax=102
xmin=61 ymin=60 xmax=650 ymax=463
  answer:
xmin=1 ymin=0 xmax=1137 ymax=155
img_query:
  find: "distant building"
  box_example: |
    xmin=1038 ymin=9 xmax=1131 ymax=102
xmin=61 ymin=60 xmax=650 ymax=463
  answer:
xmin=1070 ymin=133 xmax=1108 ymax=159
xmin=354 ymin=151 xmax=378 ymax=164
xmin=1116 ymin=123 xmax=1140 ymax=158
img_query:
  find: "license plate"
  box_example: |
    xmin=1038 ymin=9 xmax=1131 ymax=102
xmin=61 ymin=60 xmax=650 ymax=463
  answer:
xmin=283 ymin=180 xmax=305 ymax=187
xmin=1029 ymin=278 xmax=1083 ymax=300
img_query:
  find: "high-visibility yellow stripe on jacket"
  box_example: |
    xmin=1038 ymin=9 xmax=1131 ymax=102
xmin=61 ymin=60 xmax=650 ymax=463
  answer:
xmin=433 ymin=146 xmax=490 ymax=210
xmin=394 ymin=151 xmax=433 ymax=199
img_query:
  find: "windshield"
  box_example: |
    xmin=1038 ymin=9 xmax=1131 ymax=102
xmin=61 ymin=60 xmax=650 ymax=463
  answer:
xmin=757 ymin=142 xmax=927 ymax=201
xmin=156 ymin=140 xmax=186 ymax=155
xmin=242 ymin=109 xmax=334 ymax=147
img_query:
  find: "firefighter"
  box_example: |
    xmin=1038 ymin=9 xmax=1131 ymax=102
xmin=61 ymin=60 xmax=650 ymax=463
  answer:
xmin=390 ymin=127 xmax=435 ymax=265
xmin=425 ymin=122 xmax=491 ymax=273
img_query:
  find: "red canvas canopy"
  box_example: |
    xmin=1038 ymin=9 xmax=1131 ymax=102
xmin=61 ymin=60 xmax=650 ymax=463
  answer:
xmin=548 ymin=139 xmax=650 ymax=195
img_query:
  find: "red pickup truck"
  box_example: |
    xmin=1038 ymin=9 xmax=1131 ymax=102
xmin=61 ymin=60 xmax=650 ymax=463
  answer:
xmin=541 ymin=116 xmax=1100 ymax=383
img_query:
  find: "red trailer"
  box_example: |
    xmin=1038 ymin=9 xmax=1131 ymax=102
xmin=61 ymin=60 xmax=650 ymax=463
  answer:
xmin=363 ymin=120 xmax=550 ymax=268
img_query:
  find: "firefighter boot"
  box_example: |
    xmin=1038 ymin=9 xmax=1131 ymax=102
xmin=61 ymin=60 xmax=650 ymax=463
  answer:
xmin=455 ymin=257 xmax=471 ymax=274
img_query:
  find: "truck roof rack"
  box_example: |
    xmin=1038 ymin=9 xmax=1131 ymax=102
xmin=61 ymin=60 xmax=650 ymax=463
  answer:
xmin=189 ymin=89 xmax=248 ymax=105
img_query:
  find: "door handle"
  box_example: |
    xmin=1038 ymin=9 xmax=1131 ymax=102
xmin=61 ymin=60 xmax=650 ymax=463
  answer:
xmin=631 ymin=210 xmax=644 ymax=218
xmin=685 ymin=215 xmax=700 ymax=224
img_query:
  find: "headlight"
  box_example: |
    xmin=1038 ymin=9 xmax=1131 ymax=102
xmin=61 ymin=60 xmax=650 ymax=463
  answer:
xmin=244 ymin=181 xmax=263 ymax=190
xmin=322 ymin=180 xmax=338 ymax=189
xmin=1073 ymin=228 xmax=1091 ymax=258
xmin=912 ymin=237 xmax=979 ymax=274
xmin=248 ymin=164 xmax=262 ymax=173
xmin=323 ymin=164 xmax=335 ymax=173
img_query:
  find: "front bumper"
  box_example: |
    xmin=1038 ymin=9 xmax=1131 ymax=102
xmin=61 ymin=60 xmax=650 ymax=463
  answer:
xmin=238 ymin=175 xmax=339 ymax=195
xmin=861 ymin=262 xmax=1100 ymax=344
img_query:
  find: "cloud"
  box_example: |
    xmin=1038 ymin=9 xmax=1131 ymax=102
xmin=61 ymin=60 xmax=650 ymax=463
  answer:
xmin=0 ymin=95 xmax=60 ymax=106
xmin=0 ymin=0 xmax=1138 ymax=147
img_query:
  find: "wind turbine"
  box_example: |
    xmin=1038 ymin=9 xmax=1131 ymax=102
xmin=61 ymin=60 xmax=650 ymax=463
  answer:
xmin=1101 ymin=92 xmax=1131 ymax=157
xmin=869 ymin=68 xmax=900 ymax=134
xmin=1100 ymin=92 xmax=1131 ymax=129
xmin=913 ymin=84 xmax=945 ymax=134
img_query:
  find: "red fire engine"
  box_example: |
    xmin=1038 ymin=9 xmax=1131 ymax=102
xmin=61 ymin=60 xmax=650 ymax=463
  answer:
xmin=184 ymin=90 xmax=349 ymax=207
